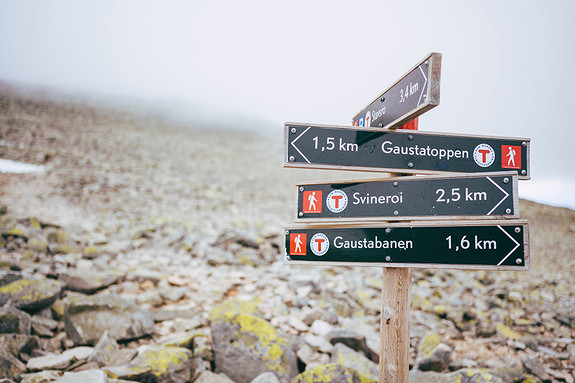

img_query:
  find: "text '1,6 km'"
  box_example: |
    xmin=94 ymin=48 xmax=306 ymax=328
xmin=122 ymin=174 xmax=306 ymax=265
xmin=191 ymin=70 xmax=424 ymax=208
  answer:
xmin=296 ymin=172 xmax=518 ymax=222
xmin=285 ymin=221 xmax=529 ymax=270
xmin=285 ymin=123 xmax=530 ymax=179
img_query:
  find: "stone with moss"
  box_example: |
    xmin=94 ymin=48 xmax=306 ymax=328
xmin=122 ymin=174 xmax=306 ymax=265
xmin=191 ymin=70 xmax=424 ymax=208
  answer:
xmin=495 ymin=323 xmax=522 ymax=340
xmin=103 ymin=345 xmax=193 ymax=383
xmin=292 ymin=364 xmax=360 ymax=383
xmin=330 ymin=343 xmax=377 ymax=383
xmin=0 ymin=347 xmax=27 ymax=379
xmin=64 ymin=293 xmax=154 ymax=345
xmin=416 ymin=331 xmax=452 ymax=372
xmin=0 ymin=278 xmax=62 ymax=313
xmin=0 ymin=333 xmax=38 ymax=358
xmin=210 ymin=298 xmax=298 ymax=383
xmin=409 ymin=369 xmax=505 ymax=383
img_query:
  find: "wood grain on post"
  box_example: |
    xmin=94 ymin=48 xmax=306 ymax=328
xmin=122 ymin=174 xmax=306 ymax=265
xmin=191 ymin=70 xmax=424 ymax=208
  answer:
xmin=380 ymin=267 xmax=411 ymax=383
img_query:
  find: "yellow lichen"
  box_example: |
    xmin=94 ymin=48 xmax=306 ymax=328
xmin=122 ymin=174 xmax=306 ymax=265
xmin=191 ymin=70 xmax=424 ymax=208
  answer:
xmin=496 ymin=323 xmax=522 ymax=340
xmin=294 ymin=364 xmax=357 ymax=383
xmin=135 ymin=346 xmax=191 ymax=376
xmin=209 ymin=297 xmax=259 ymax=322
xmin=84 ymin=246 xmax=99 ymax=255
xmin=419 ymin=332 xmax=440 ymax=357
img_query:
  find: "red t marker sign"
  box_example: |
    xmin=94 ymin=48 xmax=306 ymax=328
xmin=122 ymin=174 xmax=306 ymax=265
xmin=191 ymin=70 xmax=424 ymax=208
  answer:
xmin=331 ymin=195 xmax=344 ymax=209
xmin=314 ymin=238 xmax=325 ymax=252
xmin=478 ymin=149 xmax=491 ymax=163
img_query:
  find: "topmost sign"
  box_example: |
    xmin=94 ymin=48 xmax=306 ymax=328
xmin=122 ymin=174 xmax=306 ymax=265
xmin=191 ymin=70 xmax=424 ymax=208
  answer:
xmin=352 ymin=53 xmax=442 ymax=129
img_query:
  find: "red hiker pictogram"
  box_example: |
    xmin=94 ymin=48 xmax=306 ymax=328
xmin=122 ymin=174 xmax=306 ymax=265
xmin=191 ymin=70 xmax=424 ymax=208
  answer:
xmin=303 ymin=191 xmax=322 ymax=213
xmin=502 ymin=145 xmax=521 ymax=169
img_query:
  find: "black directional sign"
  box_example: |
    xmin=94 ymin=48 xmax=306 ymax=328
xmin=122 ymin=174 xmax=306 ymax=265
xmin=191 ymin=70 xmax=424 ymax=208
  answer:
xmin=285 ymin=124 xmax=530 ymax=179
xmin=352 ymin=53 xmax=441 ymax=129
xmin=296 ymin=173 xmax=518 ymax=221
xmin=284 ymin=221 xmax=529 ymax=270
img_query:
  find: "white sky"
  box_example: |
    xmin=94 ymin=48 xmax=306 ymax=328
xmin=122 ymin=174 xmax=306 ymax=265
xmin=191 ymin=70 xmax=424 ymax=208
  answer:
xmin=1 ymin=0 xmax=574 ymax=209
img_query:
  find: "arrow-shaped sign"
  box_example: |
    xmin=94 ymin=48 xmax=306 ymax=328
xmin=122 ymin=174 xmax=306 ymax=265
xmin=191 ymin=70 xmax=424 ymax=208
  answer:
xmin=285 ymin=123 xmax=531 ymax=179
xmin=295 ymin=172 xmax=518 ymax=222
xmin=284 ymin=220 xmax=529 ymax=270
xmin=352 ymin=52 xmax=441 ymax=129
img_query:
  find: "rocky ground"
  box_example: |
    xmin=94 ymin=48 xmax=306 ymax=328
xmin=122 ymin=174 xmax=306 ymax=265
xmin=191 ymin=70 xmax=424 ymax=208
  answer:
xmin=1 ymin=83 xmax=574 ymax=383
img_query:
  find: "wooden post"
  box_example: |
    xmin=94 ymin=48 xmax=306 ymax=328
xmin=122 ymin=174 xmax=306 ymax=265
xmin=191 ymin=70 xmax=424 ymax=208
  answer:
xmin=380 ymin=267 xmax=411 ymax=383
xmin=379 ymin=118 xmax=416 ymax=382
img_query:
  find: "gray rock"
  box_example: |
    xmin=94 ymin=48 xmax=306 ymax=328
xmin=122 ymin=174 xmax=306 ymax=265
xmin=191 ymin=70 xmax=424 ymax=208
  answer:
xmin=64 ymin=294 xmax=154 ymax=345
xmin=410 ymin=369 xmax=505 ymax=383
xmin=310 ymin=319 xmax=333 ymax=337
xmin=0 ymin=347 xmax=27 ymax=379
xmin=304 ymin=333 xmax=333 ymax=353
xmin=55 ymin=369 xmax=108 ymax=383
xmin=60 ymin=272 xmax=120 ymax=294
xmin=210 ymin=307 xmax=298 ymax=383
xmin=31 ymin=315 xmax=59 ymax=337
xmin=296 ymin=343 xmax=329 ymax=367
xmin=87 ymin=331 xmax=120 ymax=367
xmin=292 ymin=364 xmax=360 ymax=383
xmin=0 ymin=279 xmax=63 ymax=313
xmin=0 ymin=306 xmax=31 ymax=334
xmin=331 ymin=342 xmax=378 ymax=382
xmin=103 ymin=345 xmax=194 ymax=383
xmin=27 ymin=352 xmax=76 ymax=371
xmin=19 ymin=370 xmax=63 ymax=383
xmin=0 ymin=333 xmax=38 ymax=357
xmin=328 ymin=328 xmax=369 ymax=355
xmin=250 ymin=372 xmax=281 ymax=383
xmin=0 ymin=270 xmax=22 ymax=287
xmin=195 ymin=371 xmax=236 ymax=383
xmin=416 ymin=332 xmax=452 ymax=372
xmin=521 ymin=355 xmax=551 ymax=381
xmin=160 ymin=286 xmax=187 ymax=302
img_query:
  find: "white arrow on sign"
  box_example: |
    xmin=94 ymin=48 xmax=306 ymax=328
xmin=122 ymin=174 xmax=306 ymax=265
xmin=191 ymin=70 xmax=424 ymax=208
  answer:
xmin=497 ymin=225 xmax=521 ymax=266
xmin=290 ymin=126 xmax=311 ymax=164
xmin=417 ymin=64 xmax=428 ymax=107
xmin=486 ymin=176 xmax=510 ymax=215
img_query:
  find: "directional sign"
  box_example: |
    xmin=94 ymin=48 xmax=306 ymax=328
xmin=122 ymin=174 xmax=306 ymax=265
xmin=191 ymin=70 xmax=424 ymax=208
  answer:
xmin=352 ymin=53 xmax=441 ymax=129
xmin=284 ymin=221 xmax=529 ymax=270
xmin=285 ymin=124 xmax=530 ymax=179
xmin=296 ymin=173 xmax=518 ymax=222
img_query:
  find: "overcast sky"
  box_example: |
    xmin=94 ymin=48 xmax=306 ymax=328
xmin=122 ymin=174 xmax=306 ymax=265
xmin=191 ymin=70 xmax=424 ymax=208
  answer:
xmin=1 ymin=0 xmax=574 ymax=209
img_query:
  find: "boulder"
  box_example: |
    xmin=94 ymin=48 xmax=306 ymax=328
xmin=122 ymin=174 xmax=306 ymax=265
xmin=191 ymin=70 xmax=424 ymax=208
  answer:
xmin=195 ymin=371 xmax=236 ymax=383
xmin=103 ymin=345 xmax=194 ymax=383
xmin=0 ymin=347 xmax=27 ymax=379
xmin=328 ymin=328 xmax=369 ymax=354
xmin=0 ymin=333 xmax=38 ymax=357
xmin=0 ymin=306 xmax=31 ymax=334
xmin=410 ymin=369 xmax=505 ymax=383
xmin=416 ymin=331 xmax=452 ymax=372
xmin=54 ymin=369 xmax=108 ymax=383
xmin=27 ymin=347 xmax=94 ymax=371
xmin=64 ymin=294 xmax=154 ymax=345
xmin=87 ymin=331 xmax=121 ymax=367
xmin=330 ymin=343 xmax=378 ymax=383
xmin=292 ymin=364 xmax=360 ymax=383
xmin=0 ymin=279 xmax=63 ymax=312
xmin=60 ymin=272 xmax=120 ymax=294
xmin=210 ymin=298 xmax=298 ymax=383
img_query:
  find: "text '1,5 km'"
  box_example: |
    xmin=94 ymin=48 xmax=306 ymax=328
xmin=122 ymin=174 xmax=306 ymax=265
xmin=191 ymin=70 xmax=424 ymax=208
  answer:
xmin=285 ymin=123 xmax=530 ymax=179
xmin=285 ymin=221 xmax=529 ymax=270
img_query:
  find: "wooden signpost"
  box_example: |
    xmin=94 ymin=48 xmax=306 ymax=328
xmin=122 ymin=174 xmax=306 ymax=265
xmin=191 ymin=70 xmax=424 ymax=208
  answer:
xmin=282 ymin=52 xmax=531 ymax=383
